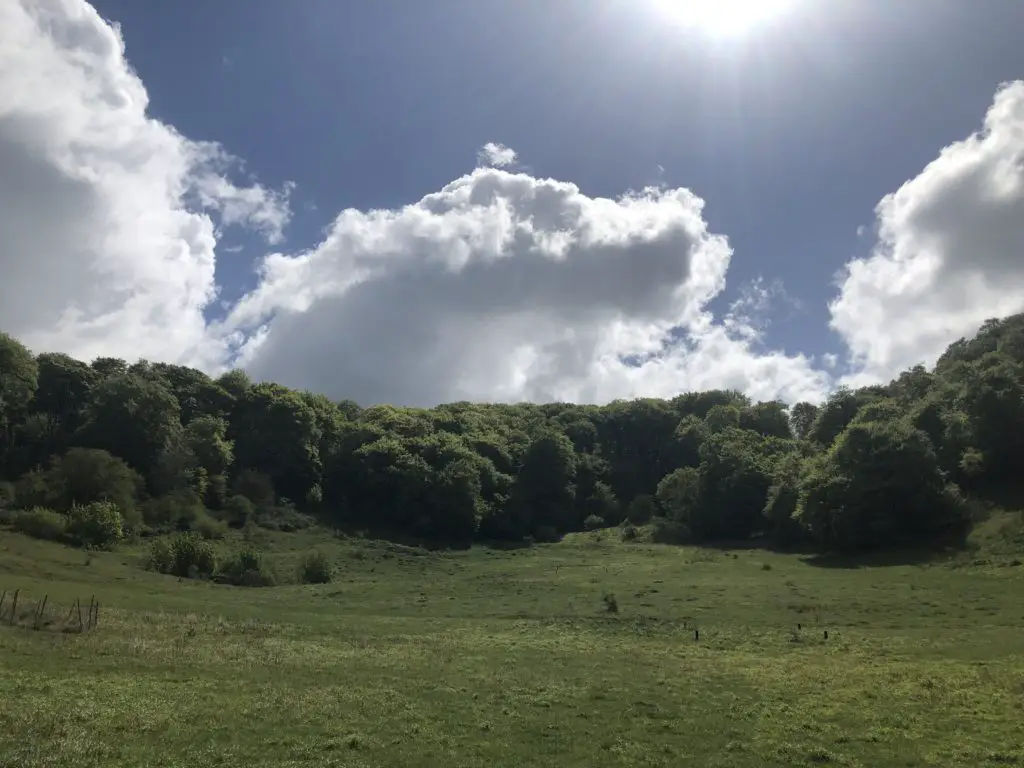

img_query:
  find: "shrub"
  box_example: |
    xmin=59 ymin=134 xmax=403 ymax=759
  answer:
xmin=66 ymin=501 xmax=123 ymax=548
xmin=141 ymin=489 xmax=204 ymax=532
xmin=254 ymin=505 xmax=316 ymax=532
xmin=0 ymin=480 xmax=14 ymax=509
xmin=13 ymin=507 xmax=67 ymax=541
xmin=14 ymin=469 xmax=51 ymax=509
xmin=191 ymin=509 xmax=228 ymax=540
xmin=222 ymin=494 xmax=255 ymax=527
xmin=47 ymin=447 xmax=141 ymax=515
xmin=583 ymin=514 xmax=606 ymax=532
xmin=150 ymin=534 xmax=217 ymax=578
xmin=148 ymin=538 xmax=174 ymax=574
xmin=217 ymin=548 xmax=275 ymax=587
xmin=627 ymin=494 xmax=656 ymax=525
xmin=620 ymin=524 xmax=637 ymax=542
xmin=649 ymin=517 xmax=690 ymax=545
xmin=298 ymin=551 xmax=333 ymax=584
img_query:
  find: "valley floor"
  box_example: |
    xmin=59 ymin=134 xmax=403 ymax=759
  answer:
xmin=1 ymin=527 xmax=1023 ymax=767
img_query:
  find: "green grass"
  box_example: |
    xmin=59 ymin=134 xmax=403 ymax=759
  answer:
xmin=1 ymin=526 xmax=1023 ymax=767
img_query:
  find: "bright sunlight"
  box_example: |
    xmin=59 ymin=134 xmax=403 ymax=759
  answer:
xmin=651 ymin=0 xmax=792 ymax=37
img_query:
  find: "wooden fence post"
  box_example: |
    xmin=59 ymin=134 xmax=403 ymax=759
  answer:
xmin=76 ymin=598 xmax=84 ymax=633
xmin=33 ymin=595 xmax=47 ymax=630
xmin=9 ymin=589 xmax=18 ymax=625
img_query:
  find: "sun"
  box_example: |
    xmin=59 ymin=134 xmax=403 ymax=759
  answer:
xmin=651 ymin=0 xmax=792 ymax=37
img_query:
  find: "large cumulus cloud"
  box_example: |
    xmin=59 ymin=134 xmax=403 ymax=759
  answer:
xmin=225 ymin=170 xmax=830 ymax=405
xmin=2 ymin=0 xmax=835 ymax=407
xmin=832 ymin=80 xmax=1024 ymax=386
xmin=0 ymin=0 xmax=290 ymax=368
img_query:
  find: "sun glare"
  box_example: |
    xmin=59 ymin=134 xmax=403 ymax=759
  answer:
xmin=651 ymin=0 xmax=792 ymax=37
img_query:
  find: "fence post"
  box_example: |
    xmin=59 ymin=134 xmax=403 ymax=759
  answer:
xmin=9 ymin=590 xmax=18 ymax=625
xmin=76 ymin=598 xmax=84 ymax=632
xmin=0 ymin=590 xmax=6 ymax=622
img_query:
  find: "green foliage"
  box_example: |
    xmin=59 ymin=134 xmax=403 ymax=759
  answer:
xmin=796 ymin=420 xmax=967 ymax=551
xmin=150 ymin=534 xmax=217 ymax=578
xmin=66 ymin=501 xmax=123 ymax=549
xmin=222 ymin=493 xmax=256 ymax=526
xmin=44 ymin=447 xmax=141 ymax=514
xmin=0 ymin=332 xmax=38 ymax=449
xmin=192 ymin=510 xmax=228 ymax=540
xmin=656 ymin=467 xmax=700 ymax=526
xmin=2 ymin=312 xmax=1024 ymax=555
xmin=76 ymin=373 xmax=182 ymax=479
xmin=12 ymin=507 xmax=67 ymax=541
xmin=298 ymin=551 xmax=334 ymax=584
xmin=217 ymin=547 xmax=276 ymax=587
xmin=627 ymin=494 xmax=656 ymax=525
xmin=141 ymin=489 xmax=206 ymax=532
xmin=583 ymin=514 xmax=606 ymax=531
xmin=0 ymin=479 xmax=14 ymax=509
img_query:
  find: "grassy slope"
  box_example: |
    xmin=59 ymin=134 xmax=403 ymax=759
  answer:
xmin=1 ymin=524 xmax=1023 ymax=767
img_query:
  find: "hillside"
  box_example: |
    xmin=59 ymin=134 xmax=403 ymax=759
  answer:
xmin=2 ymin=314 xmax=1024 ymax=554
xmin=1 ymin=527 xmax=1023 ymax=767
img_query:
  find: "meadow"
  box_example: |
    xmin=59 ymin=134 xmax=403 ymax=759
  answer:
xmin=1 ymin=524 xmax=1023 ymax=768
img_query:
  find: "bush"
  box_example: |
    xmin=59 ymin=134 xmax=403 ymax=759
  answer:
xmin=0 ymin=480 xmax=14 ymax=509
xmin=620 ymin=523 xmax=637 ymax=542
xmin=150 ymin=534 xmax=217 ymax=578
xmin=627 ymin=495 xmax=656 ymax=525
xmin=222 ymin=494 xmax=255 ymax=527
xmin=141 ymin=489 xmax=205 ymax=532
xmin=217 ymin=548 xmax=276 ymax=587
xmin=148 ymin=538 xmax=175 ymax=574
xmin=649 ymin=517 xmax=690 ymax=545
xmin=66 ymin=501 xmax=123 ymax=548
xmin=583 ymin=514 xmax=606 ymax=532
xmin=13 ymin=507 xmax=67 ymax=541
xmin=298 ymin=551 xmax=333 ymax=584
xmin=191 ymin=510 xmax=228 ymax=540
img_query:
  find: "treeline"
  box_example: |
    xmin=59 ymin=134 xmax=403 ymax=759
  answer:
xmin=1 ymin=314 xmax=1022 ymax=552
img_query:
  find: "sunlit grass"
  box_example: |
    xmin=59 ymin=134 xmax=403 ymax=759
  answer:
xmin=1 ymin=527 xmax=1023 ymax=766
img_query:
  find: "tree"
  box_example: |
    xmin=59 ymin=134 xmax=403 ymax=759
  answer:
xmin=45 ymin=447 xmax=142 ymax=515
xmin=656 ymin=467 xmax=700 ymax=527
xmin=788 ymin=402 xmax=819 ymax=441
xmin=507 ymin=430 xmax=576 ymax=537
xmin=230 ymin=383 xmax=321 ymax=503
xmin=0 ymin=333 xmax=38 ymax=458
xmin=796 ymin=419 xmax=967 ymax=551
xmin=76 ymin=374 xmax=182 ymax=480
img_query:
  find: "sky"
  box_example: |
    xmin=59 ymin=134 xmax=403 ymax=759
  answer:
xmin=1 ymin=0 xmax=1023 ymax=407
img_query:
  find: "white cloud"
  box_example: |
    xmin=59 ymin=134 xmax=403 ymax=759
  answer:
xmin=832 ymin=80 xmax=1024 ymax=385
xmin=2 ymin=0 xmax=831 ymax=407
xmin=477 ymin=142 xmax=518 ymax=168
xmin=0 ymin=0 xmax=291 ymax=367
xmin=224 ymin=169 xmax=830 ymax=406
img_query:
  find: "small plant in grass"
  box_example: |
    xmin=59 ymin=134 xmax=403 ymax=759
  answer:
xmin=298 ymin=551 xmax=333 ymax=584
xmin=13 ymin=507 xmax=67 ymax=541
xmin=620 ymin=524 xmax=637 ymax=542
xmin=602 ymin=592 xmax=619 ymax=614
xmin=66 ymin=501 xmax=123 ymax=549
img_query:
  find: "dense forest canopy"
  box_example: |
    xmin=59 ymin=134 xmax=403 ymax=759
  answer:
xmin=2 ymin=313 xmax=1023 ymax=552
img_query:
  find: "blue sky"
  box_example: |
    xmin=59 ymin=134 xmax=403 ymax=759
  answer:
xmin=3 ymin=0 xmax=1024 ymax=405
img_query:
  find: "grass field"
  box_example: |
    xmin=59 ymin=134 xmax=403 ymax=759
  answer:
xmin=1 ymin=524 xmax=1023 ymax=767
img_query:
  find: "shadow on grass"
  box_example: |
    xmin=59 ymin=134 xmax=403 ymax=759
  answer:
xmin=800 ymin=549 xmax=955 ymax=569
